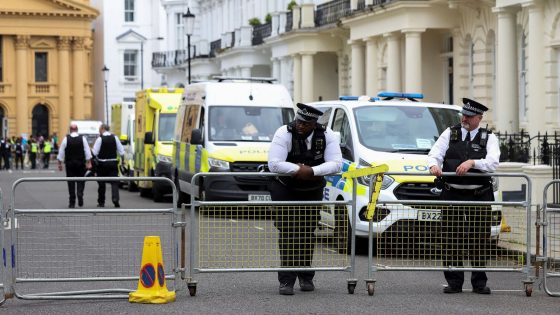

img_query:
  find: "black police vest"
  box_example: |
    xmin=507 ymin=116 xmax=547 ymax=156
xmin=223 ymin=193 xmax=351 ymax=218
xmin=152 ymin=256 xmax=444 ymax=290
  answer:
xmin=15 ymin=143 xmax=23 ymax=154
xmin=442 ymin=124 xmax=492 ymax=186
xmin=278 ymin=122 xmax=327 ymax=191
xmin=98 ymin=135 xmax=117 ymax=159
xmin=65 ymin=135 xmax=86 ymax=163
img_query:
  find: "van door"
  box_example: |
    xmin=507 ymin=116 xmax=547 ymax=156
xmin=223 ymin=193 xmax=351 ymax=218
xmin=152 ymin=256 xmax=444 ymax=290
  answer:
xmin=332 ymin=108 xmax=354 ymax=161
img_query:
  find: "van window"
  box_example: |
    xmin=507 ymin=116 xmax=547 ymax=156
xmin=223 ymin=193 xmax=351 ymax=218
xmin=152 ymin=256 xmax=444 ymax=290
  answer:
xmin=354 ymin=106 xmax=461 ymax=153
xmin=209 ymin=106 xmax=294 ymax=141
xmin=174 ymin=106 xmax=186 ymax=141
xmin=332 ymin=109 xmax=353 ymax=160
xmin=181 ymin=105 xmax=201 ymax=143
xmin=158 ymin=113 xmax=176 ymax=141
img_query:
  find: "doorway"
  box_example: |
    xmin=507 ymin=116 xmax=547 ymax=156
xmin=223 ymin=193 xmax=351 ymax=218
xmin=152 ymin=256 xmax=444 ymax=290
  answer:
xmin=32 ymin=104 xmax=49 ymax=138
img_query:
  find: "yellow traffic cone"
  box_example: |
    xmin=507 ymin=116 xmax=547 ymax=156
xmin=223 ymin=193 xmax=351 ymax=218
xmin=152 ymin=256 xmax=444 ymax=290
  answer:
xmin=129 ymin=236 xmax=176 ymax=304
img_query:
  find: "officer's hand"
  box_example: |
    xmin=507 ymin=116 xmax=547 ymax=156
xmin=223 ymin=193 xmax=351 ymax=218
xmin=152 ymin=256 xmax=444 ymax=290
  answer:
xmin=86 ymin=160 xmax=92 ymax=170
xmin=456 ymin=160 xmax=474 ymax=176
xmin=429 ymin=165 xmax=442 ymax=177
xmin=294 ymin=163 xmax=315 ymax=180
xmin=58 ymin=164 xmax=63 ymax=171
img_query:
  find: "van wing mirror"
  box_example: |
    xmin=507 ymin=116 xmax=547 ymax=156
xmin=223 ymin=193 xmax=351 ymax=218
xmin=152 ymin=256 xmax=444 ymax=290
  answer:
xmin=144 ymin=131 xmax=154 ymax=145
xmin=119 ymin=135 xmax=129 ymax=145
xmin=191 ymin=128 xmax=203 ymax=145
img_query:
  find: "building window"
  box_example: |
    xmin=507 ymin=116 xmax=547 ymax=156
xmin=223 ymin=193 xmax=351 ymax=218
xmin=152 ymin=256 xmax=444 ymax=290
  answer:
xmin=124 ymin=50 xmax=138 ymax=81
xmin=125 ymin=0 xmax=135 ymax=22
xmin=0 ymin=35 xmax=3 ymax=82
xmin=176 ymin=13 xmax=185 ymax=50
xmin=35 ymin=52 xmax=48 ymax=82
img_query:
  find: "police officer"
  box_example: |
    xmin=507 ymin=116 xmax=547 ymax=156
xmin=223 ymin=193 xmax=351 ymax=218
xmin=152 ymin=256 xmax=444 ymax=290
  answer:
xmin=92 ymin=124 xmax=125 ymax=208
xmin=14 ymin=138 xmax=24 ymax=170
xmin=268 ymin=103 xmax=342 ymax=295
xmin=43 ymin=137 xmax=52 ymax=169
xmin=428 ymin=98 xmax=500 ymax=295
xmin=57 ymin=124 xmax=92 ymax=208
xmin=1 ymin=137 xmax=11 ymax=170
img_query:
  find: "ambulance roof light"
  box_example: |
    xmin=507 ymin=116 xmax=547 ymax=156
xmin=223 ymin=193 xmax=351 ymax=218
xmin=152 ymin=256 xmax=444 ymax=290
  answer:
xmin=377 ymin=91 xmax=424 ymax=100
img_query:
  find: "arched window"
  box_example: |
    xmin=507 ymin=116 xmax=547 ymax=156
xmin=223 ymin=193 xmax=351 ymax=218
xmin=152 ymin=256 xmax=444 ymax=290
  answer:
xmin=32 ymin=104 xmax=49 ymax=138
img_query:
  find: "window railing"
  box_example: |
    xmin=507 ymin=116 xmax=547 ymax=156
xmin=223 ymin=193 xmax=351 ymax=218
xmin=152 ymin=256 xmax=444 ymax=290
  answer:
xmin=210 ymin=39 xmax=221 ymax=58
xmin=252 ymin=22 xmax=272 ymax=46
xmin=286 ymin=11 xmax=293 ymax=32
xmin=315 ymin=0 xmax=351 ymax=27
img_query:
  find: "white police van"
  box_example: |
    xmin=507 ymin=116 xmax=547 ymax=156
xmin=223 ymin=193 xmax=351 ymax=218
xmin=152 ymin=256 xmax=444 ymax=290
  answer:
xmin=310 ymin=92 xmax=503 ymax=250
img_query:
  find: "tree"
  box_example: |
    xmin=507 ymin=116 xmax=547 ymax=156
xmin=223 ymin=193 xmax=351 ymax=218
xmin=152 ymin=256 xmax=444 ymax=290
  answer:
xmin=248 ymin=17 xmax=261 ymax=26
xmin=287 ymin=0 xmax=298 ymax=11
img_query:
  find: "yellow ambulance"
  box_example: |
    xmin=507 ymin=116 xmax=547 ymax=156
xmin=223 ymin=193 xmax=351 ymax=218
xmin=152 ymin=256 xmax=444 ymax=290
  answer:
xmin=133 ymin=87 xmax=183 ymax=201
xmin=172 ymin=78 xmax=294 ymax=204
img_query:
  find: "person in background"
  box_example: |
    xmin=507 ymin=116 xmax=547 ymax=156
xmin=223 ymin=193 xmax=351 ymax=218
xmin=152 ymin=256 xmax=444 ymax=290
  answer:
xmin=57 ymin=123 xmax=92 ymax=208
xmin=428 ymin=98 xmax=500 ymax=295
xmin=14 ymin=138 xmax=24 ymax=170
xmin=268 ymin=103 xmax=343 ymax=295
xmin=1 ymin=137 xmax=11 ymax=170
xmin=43 ymin=137 xmax=52 ymax=169
xmin=29 ymin=137 xmax=38 ymax=169
xmin=92 ymin=124 xmax=125 ymax=208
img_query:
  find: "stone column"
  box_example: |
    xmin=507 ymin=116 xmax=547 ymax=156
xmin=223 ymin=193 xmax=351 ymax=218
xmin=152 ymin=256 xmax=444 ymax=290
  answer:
xmin=300 ymin=2 xmax=315 ymax=28
xmin=493 ymin=7 xmax=518 ymax=132
xmin=301 ymin=52 xmax=315 ymax=102
xmin=350 ymin=40 xmax=365 ymax=95
xmin=365 ymin=37 xmax=378 ymax=96
xmin=15 ymin=35 xmax=29 ymax=136
xmin=403 ymin=29 xmax=424 ymax=94
xmin=58 ymin=37 xmax=71 ymax=137
xmin=385 ymin=32 xmax=401 ymax=92
xmin=524 ymin=1 xmax=545 ymax=135
xmin=272 ymin=58 xmax=281 ymax=83
xmin=452 ymin=28 xmax=461 ymax=105
xmin=293 ymin=54 xmax=302 ymax=103
xmin=72 ymin=37 xmax=85 ymax=120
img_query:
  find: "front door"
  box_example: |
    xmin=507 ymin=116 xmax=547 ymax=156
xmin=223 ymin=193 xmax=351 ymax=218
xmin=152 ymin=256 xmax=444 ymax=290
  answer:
xmin=32 ymin=104 xmax=49 ymax=138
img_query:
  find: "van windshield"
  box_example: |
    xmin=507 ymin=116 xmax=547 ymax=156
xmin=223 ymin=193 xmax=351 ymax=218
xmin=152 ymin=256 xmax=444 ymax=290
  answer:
xmin=354 ymin=106 xmax=461 ymax=153
xmin=158 ymin=113 xmax=176 ymax=141
xmin=209 ymin=106 xmax=294 ymax=141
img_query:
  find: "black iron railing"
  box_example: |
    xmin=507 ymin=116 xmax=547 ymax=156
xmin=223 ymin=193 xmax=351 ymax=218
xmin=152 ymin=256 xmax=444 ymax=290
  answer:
xmin=286 ymin=11 xmax=293 ymax=32
xmin=357 ymin=0 xmax=366 ymax=10
xmin=252 ymin=22 xmax=272 ymax=46
xmin=315 ymin=0 xmax=351 ymax=27
xmin=210 ymin=39 xmax=221 ymax=58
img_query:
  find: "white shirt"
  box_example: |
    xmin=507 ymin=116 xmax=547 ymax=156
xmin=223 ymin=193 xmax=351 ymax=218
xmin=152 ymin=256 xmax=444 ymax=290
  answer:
xmin=56 ymin=132 xmax=92 ymax=162
xmin=268 ymin=125 xmax=343 ymax=176
xmin=427 ymin=126 xmax=500 ymax=173
xmin=92 ymin=131 xmax=125 ymax=157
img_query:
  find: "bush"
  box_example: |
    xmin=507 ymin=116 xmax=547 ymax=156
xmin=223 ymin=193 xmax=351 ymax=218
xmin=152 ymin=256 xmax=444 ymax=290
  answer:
xmin=265 ymin=13 xmax=272 ymax=24
xmin=287 ymin=0 xmax=297 ymax=11
xmin=248 ymin=17 xmax=261 ymax=26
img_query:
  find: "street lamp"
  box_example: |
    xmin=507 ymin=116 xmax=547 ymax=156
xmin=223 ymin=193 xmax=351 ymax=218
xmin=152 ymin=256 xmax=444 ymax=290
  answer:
xmin=183 ymin=8 xmax=195 ymax=84
xmin=102 ymin=65 xmax=110 ymax=125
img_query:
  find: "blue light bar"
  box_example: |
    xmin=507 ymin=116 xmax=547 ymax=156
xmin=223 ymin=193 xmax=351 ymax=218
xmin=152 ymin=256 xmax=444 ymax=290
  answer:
xmin=339 ymin=96 xmax=359 ymax=101
xmin=377 ymin=91 xmax=424 ymax=99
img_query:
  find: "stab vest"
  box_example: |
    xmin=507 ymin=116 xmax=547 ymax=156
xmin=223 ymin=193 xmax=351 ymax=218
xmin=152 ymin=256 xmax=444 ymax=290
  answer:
xmin=442 ymin=124 xmax=492 ymax=186
xmin=97 ymin=135 xmax=117 ymax=159
xmin=65 ymin=135 xmax=85 ymax=163
xmin=278 ymin=122 xmax=327 ymax=191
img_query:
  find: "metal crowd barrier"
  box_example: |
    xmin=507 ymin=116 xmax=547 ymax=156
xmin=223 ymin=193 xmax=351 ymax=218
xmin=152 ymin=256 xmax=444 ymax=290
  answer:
xmin=541 ymin=180 xmax=560 ymax=297
xmin=366 ymin=172 xmax=535 ymax=296
xmin=185 ymin=172 xmax=358 ymax=296
xmin=2 ymin=176 xmax=183 ymax=301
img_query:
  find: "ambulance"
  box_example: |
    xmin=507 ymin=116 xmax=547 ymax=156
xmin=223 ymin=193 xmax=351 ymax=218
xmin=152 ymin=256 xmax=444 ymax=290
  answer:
xmin=171 ymin=78 xmax=295 ymax=204
xmin=309 ymin=92 xmax=503 ymax=250
xmin=133 ymin=88 xmax=183 ymax=201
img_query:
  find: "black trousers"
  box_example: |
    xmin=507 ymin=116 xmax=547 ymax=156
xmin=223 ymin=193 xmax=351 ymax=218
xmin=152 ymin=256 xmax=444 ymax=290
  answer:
xmin=97 ymin=161 xmax=119 ymax=205
xmin=3 ymin=152 xmax=10 ymax=169
xmin=66 ymin=162 xmax=86 ymax=206
xmin=43 ymin=152 xmax=50 ymax=168
xmin=14 ymin=153 xmax=23 ymax=169
xmin=441 ymin=185 xmax=493 ymax=289
xmin=270 ymin=179 xmax=322 ymax=286
xmin=30 ymin=152 xmax=37 ymax=169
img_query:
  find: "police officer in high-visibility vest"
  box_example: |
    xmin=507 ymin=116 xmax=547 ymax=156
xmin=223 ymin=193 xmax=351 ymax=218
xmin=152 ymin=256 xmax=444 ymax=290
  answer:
xmin=268 ymin=103 xmax=342 ymax=295
xmin=428 ymin=98 xmax=500 ymax=295
xmin=92 ymin=124 xmax=125 ymax=208
xmin=42 ymin=138 xmax=52 ymax=169
xmin=29 ymin=139 xmax=38 ymax=169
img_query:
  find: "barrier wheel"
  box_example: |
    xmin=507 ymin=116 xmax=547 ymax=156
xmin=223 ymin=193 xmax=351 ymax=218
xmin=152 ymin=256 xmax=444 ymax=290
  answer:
xmin=367 ymin=283 xmax=375 ymax=296
xmin=347 ymin=281 xmax=356 ymax=294
xmin=188 ymin=283 xmax=197 ymax=296
xmin=525 ymin=284 xmax=533 ymax=297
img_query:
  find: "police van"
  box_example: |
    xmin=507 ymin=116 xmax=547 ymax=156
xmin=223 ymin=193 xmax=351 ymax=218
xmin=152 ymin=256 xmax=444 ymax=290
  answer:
xmin=309 ymin=92 xmax=503 ymax=250
xmin=171 ymin=78 xmax=295 ymax=204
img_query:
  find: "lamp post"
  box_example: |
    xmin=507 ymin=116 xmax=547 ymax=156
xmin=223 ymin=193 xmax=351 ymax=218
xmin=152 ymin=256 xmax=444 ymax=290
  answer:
xmin=102 ymin=65 xmax=110 ymax=125
xmin=183 ymin=8 xmax=195 ymax=84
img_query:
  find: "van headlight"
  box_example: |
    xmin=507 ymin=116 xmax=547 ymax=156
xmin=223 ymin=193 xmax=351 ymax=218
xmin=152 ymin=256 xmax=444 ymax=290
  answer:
xmin=208 ymin=157 xmax=230 ymax=171
xmin=156 ymin=154 xmax=172 ymax=163
xmin=357 ymin=174 xmax=394 ymax=190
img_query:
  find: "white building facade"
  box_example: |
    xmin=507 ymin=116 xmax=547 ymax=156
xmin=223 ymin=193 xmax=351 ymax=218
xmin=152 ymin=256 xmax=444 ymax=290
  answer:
xmin=91 ymin=0 xmax=167 ymax=123
xmin=152 ymin=0 xmax=560 ymax=135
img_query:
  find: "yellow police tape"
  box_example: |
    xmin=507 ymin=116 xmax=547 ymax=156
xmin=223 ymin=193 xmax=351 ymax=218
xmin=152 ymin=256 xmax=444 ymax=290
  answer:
xmin=342 ymin=164 xmax=389 ymax=220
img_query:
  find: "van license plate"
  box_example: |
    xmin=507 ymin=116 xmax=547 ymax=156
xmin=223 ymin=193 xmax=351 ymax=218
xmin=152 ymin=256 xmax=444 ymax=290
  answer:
xmin=417 ymin=210 xmax=441 ymax=221
xmin=249 ymin=194 xmax=271 ymax=201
